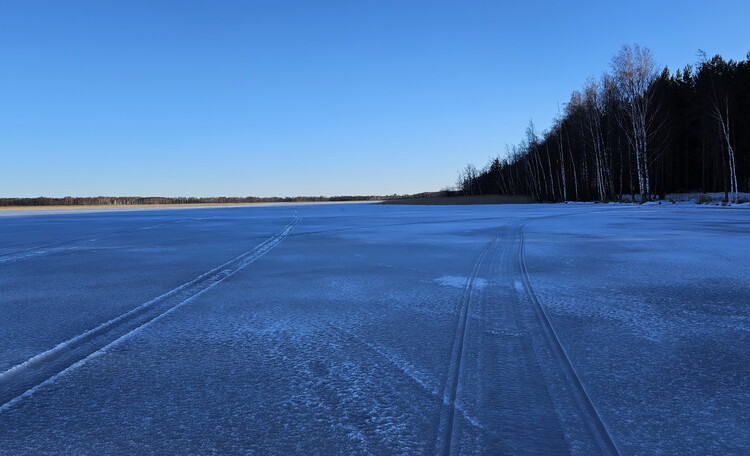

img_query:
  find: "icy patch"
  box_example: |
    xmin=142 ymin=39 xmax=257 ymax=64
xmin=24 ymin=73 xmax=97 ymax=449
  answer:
xmin=435 ymin=276 xmax=487 ymax=290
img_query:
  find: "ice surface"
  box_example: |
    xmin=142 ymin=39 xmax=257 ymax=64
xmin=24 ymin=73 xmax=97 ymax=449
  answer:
xmin=0 ymin=203 xmax=748 ymax=454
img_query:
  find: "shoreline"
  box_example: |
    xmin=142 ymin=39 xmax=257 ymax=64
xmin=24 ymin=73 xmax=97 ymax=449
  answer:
xmin=0 ymin=200 xmax=380 ymax=213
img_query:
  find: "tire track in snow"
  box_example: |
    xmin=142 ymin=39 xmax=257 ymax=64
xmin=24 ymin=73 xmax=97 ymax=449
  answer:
xmin=516 ymin=225 xmax=620 ymax=455
xmin=0 ymin=216 xmax=301 ymax=413
xmin=434 ymin=231 xmax=501 ymax=456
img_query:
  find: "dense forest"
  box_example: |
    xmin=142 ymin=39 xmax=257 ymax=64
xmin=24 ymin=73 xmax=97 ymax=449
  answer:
xmin=456 ymin=46 xmax=750 ymax=203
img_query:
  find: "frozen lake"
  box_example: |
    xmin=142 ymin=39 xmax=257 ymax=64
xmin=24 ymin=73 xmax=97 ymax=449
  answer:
xmin=1 ymin=203 xmax=748 ymax=455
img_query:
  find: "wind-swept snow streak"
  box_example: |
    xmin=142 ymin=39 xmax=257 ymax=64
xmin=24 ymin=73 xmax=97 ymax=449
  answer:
xmin=0 ymin=220 xmax=187 ymax=265
xmin=0 ymin=216 xmax=301 ymax=412
xmin=326 ymin=323 xmax=484 ymax=431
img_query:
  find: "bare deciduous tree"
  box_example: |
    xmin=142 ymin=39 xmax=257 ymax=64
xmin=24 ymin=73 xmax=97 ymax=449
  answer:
xmin=612 ymin=44 xmax=658 ymax=201
xmin=699 ymin=52 xmax=739 ymax=203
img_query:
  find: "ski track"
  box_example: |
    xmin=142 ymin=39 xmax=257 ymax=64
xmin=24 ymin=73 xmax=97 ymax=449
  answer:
xmin=434 ymin=230 xmax=501 ymax=456
xmin=434 ymin=215 xmax=620 ymax=455
xmin=516 ymin=223 xmax=620 ymax=456
xmin=0 ymin=216 xmax=301 ymax=413
xmin=1 ymin=208 xmax=624 ymax=451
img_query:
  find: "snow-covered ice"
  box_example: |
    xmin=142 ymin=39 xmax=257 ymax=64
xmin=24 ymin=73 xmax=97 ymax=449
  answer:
xmin=0 ymin=203 xmax=748 ymax=454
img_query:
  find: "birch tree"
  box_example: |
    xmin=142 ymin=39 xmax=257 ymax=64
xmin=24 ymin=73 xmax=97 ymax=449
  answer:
xmin=612 ymin=44 xmax=658 ymax=201
xmin=699 ymin=53 xmax=739 ymax=203
xmin=452 ymin=47 xmax=750 ymax=203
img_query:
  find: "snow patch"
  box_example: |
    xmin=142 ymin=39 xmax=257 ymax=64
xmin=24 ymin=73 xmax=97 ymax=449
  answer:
xmin=435 ymin=275 xmax=487 ymax=290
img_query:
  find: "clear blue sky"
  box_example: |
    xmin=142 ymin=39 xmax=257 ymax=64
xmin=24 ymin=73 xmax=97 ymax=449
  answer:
xmin=2 ymin=0 xmax=748 ymax=197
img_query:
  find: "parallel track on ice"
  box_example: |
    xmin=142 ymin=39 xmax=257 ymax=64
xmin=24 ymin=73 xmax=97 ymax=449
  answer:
xmin=434 ymin=219 xmax=619 ymax=455
xmin=0 ymin=216 xmax=300 ymax=412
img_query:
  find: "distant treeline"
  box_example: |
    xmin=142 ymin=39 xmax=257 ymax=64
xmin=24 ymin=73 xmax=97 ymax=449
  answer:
xmin=0 ymin=195 xmax=389 ymax=207
xmin=457 ymin=46 xmax=750 ymax=202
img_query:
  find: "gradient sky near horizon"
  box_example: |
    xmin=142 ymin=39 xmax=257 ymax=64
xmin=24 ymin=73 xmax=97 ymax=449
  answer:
xmin=2 ymin=1 xmax=749 ymax=197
